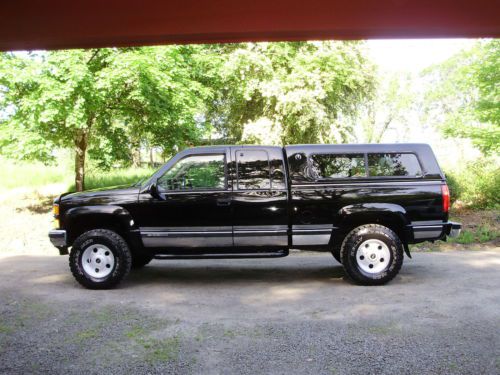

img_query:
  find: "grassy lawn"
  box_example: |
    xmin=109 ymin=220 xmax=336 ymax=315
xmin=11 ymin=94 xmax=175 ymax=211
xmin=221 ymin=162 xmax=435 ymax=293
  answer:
xmin=0 ymin=157 xmax=155 ymax=192
xmin=68 ymin=167 xmax=156 ymax=191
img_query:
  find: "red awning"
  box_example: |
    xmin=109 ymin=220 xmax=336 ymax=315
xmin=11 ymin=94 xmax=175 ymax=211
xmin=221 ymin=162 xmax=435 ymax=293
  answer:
xmin=1 ymin=0 xmax=499 ymax=51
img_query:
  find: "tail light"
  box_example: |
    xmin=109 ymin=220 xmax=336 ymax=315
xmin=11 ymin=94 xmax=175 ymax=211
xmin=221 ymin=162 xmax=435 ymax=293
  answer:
xmin=441 ymin=184 xmax=450 ymax=213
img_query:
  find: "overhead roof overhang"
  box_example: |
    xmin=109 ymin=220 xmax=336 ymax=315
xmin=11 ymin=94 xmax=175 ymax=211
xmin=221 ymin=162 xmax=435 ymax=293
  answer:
xmin=1 ymin=0 xmax=499 ymax=51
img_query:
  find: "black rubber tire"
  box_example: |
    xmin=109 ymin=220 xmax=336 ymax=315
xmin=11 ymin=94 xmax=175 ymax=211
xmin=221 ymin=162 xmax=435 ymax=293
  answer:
xmin=131 ymin=253 xmax=154 ymax=269
xmin=340 ymin=224 xmax=404 ymax=286
xmin=69 ymin=229 xmax=132 ymax=289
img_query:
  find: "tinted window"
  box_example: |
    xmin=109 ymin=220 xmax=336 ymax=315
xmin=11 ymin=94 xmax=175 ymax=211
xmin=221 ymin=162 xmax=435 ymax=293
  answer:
xmin=157 ymin=154 xmax=226 ymax=191
xmin=368 ymin=153 xmax=422 ymax=177
xmin=270 ymin=159 xmax=286 ymax=189
xmin=311 ymin=154 xmax=366 ymax=179
xmin=237 ymin=150 xmax=270 ymax=189
xmin=288 ymin=152 xmax=309 ymax=183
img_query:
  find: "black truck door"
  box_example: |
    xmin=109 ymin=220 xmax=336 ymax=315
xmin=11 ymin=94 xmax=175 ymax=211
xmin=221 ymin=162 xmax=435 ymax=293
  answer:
xmin=138 ymin=149 xmax=233 ymax=248
xmin=231 ymin=147 xmax=289 ymax=247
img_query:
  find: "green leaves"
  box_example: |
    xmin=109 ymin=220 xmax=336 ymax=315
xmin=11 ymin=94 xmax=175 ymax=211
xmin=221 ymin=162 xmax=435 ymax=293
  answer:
xmin=0 ymin=42 xmax=376 ymax=189
xmin=423 ymin=40 xmax=500 ymax=155
xmin=205 ymin=41 xmax=376 ymax=145
xmin=0 ymin=48 xmax=212 ymax=189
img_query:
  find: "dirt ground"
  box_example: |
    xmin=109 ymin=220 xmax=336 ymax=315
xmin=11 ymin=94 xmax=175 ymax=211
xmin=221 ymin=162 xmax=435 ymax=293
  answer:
xmin=0 ymin=190 xmax=499 ymax=374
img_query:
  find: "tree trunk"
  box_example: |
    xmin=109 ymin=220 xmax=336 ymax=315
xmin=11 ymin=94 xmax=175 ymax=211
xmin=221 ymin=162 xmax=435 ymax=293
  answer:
xmin=131 ymin=147 xmax=141 ymax=167
xmin=74 ymin=129 xmax=88 ymax=192
xmin=375 ymin=116 xmax=393 ymax=143
xmin=149 ymin=147 xmax=154 ymax=167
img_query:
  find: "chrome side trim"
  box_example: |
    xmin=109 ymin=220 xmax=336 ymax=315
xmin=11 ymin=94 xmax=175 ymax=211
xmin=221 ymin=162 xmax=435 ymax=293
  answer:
xmin=292 ymin=180 xmax=441 ymax=189
xmin=410 ymin=220 xmax=445 ymax=226
xmin=291 ymin=224 xmax=334 ymax=246
xmin=412 ymin=224 xmax=444 ymax=240
xmin=293 ymin=234 xmax=331 ymax=246
xmin=142 ymin=231 xmax=232 ymax=238
xmin=234 ymin=225 xmax=288 ymax=231
xmin=292 ymin=224 xmax=333 ymax=230
xmin=140 ymin=226 xmax=233 ymax=248
xmin=140 ymin=226 xmax=232 ymax=232
xmin=234 ymin=235 xmax=288 ymax=246
xmin=233 ymin=225 xmax=288 ymax=246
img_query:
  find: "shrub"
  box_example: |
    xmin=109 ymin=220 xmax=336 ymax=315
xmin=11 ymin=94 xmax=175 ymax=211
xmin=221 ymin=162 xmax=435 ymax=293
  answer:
xmin=444 ymin=158 xmax=500 ymax=209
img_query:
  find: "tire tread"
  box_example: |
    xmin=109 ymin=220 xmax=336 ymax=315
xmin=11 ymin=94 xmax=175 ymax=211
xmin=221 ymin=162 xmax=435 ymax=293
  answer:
xmin=69 ymin=229 xmax=132 ymax=289
xmin=340 ymin=224 xmax=404 ymax=285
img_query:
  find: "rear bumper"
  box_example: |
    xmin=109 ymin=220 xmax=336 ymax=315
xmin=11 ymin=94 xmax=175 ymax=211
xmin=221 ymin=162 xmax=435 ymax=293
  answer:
xmin=407 ymin=221 xmax=461 ymax=242
xmin=445 ymin=221 xmax=462 ymax=238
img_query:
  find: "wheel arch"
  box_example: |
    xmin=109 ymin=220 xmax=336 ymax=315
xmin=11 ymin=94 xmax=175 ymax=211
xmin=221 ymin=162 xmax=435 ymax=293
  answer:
xmin=64 ymin=205 xmax=137 ymax=247
xmin=332 ymin=203 xmax=411 ymax=257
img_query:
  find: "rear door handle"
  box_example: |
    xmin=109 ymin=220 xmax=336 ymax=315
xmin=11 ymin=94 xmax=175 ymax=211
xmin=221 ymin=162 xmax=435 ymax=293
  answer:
xmin=216 ymin=198 xmax=231 ymax=206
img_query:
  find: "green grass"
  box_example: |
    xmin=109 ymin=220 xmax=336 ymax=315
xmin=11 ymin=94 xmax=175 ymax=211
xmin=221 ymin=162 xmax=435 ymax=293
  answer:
xmin=449 ymin=225 xmax=499 ymax=244
xmin=0 ymin=157 xmax=72 ymax=190
xmin=0 ymin=323 xmax=13 ymax=334
xmin=140 ymin=336 xmax=180 ymax=363
xmin=69 ymin=167 xmax=156 ymax=191
xmin=74 ymin=328 xmax=100 ymax=342
xmin=0 ymin=157 xmax=155 ymax=191
xmin=125 ymin=325 xmax=146 ymax=339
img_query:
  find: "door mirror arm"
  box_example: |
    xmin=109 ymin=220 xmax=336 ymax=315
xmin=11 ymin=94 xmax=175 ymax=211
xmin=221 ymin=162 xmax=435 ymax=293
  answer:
xmin=149 ymin=182 xmax=162 ymax=199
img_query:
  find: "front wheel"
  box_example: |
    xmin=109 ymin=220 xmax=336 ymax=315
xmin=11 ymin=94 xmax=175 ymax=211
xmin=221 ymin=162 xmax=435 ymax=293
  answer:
xmin=340 ymin=224 xmax=404 ymax=285
xmin=69 ymin=229 xmax=132 ymax=289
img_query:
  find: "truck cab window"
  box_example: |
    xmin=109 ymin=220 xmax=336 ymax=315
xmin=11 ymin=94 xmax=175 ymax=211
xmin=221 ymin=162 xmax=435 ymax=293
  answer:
xmin=368 ymin=153 xmax=422 ymax=177
xmin=157 ymin=154 xmax=226 ymax=191
xmin=236 ymin=150 xmax=270 ymax=190
xmin=270 ymin=159 xmax=286 ymax=189
xmin=311 ymin=154 xmax=366 ymax=179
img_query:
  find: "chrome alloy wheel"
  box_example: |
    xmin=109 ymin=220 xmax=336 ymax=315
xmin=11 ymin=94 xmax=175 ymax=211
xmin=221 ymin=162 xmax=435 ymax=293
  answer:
xmin=82 ymin=244 xmax=115 ymax=279
xmin=356 ymin=239 xmax=390 ymax=274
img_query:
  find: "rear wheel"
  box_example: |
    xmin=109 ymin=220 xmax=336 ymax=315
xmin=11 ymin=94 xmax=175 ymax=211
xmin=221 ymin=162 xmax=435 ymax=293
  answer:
xmin=340 ymin=224 xmax=403 ymax=285
xmin=69 ymin=229 xmax=132 ymax=289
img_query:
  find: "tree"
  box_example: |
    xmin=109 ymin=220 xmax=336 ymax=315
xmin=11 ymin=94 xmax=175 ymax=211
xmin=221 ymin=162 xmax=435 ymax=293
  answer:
xmin=422 ymin=40 xmax=500 ymax=155
xmin=0 ymin=47 xmax=209 ymax=190
xmin=204 ymin=41 xmax=376 ymax=145
xmin=0 ymin=42 xmax=377 ymax=191
xmin=354 ymin=72 xmax=414 ymax=143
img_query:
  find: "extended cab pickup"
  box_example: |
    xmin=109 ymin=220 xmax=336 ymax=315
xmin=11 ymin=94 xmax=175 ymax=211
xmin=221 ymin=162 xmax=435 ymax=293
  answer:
xmin=49 ymin=144 xmax=461 ymax=289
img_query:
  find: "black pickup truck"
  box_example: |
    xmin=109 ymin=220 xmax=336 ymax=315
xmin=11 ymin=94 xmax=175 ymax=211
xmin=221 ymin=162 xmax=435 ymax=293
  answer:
xmin=49 ymin=144 xmax=461 ymax=289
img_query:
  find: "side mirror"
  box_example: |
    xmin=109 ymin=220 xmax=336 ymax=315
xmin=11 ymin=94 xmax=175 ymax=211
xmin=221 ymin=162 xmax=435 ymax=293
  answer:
xmin=149 ymin=182 xmax=160 ymax=199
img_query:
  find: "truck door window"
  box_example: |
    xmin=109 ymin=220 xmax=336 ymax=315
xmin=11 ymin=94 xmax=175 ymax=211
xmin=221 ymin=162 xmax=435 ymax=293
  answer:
xmin=270 ymin=159 xmax=286 ymax=189
xmin=236 ymin=150 xmax=271 ymax=190
xmin=157 ymin=154 xmax=226 ymax=191
xmin=368 ymin=153 xmax=422 ymax=177
xmin=311 ymin=154 xmax=366 ymax=179
xmin=288 ymin=153 xmax=309 ymax=183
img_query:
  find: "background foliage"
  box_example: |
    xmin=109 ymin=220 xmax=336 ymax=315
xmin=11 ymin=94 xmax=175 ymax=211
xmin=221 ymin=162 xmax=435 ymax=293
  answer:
xmin=423 ymin=40 xmax=499 ymax=155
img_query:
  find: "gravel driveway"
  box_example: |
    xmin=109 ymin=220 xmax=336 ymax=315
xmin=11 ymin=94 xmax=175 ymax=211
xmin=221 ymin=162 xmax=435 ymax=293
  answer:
xmin=0 ymin=250 xmax=499 ymax=374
